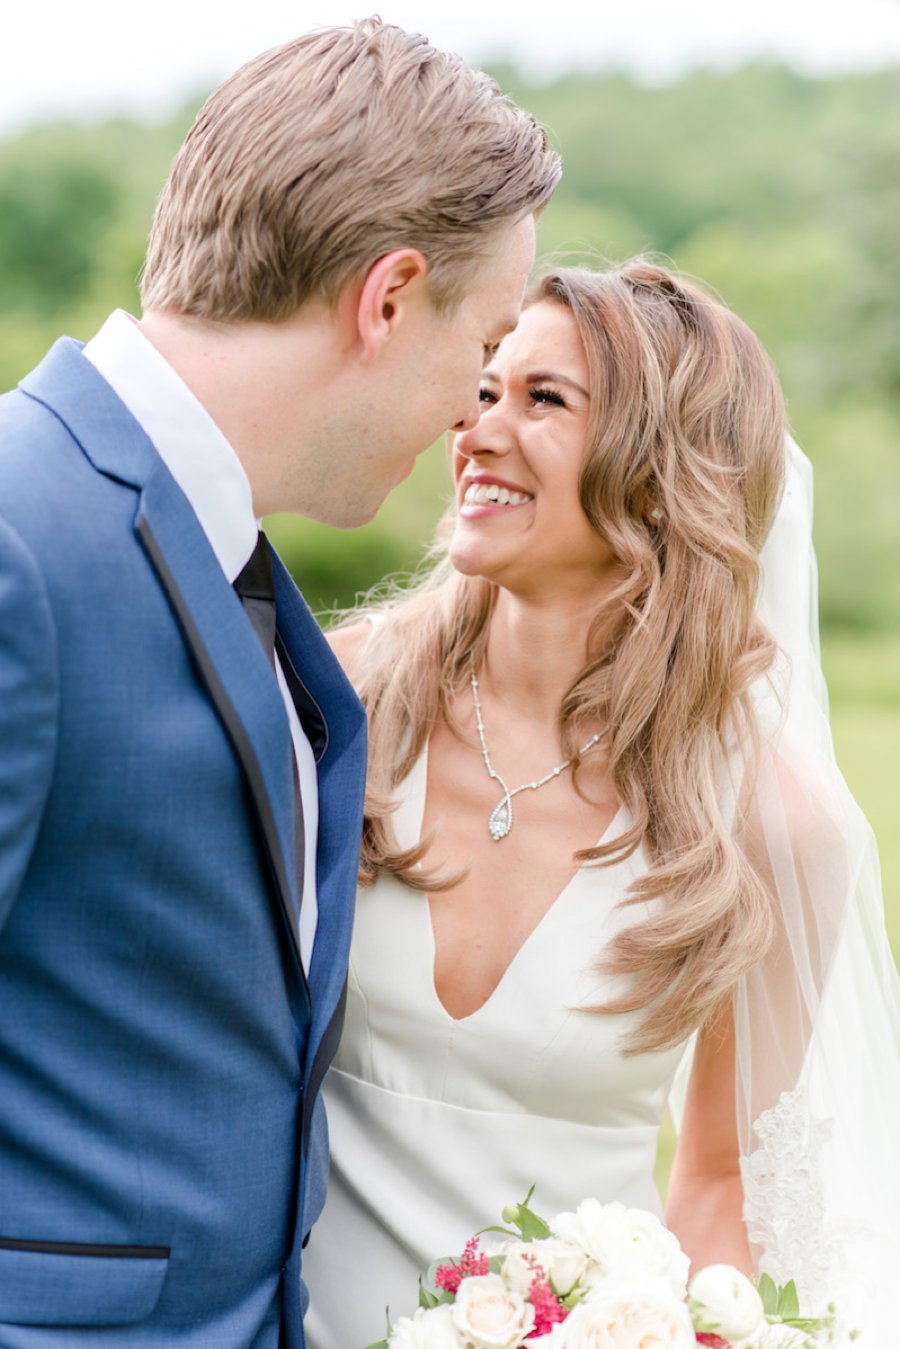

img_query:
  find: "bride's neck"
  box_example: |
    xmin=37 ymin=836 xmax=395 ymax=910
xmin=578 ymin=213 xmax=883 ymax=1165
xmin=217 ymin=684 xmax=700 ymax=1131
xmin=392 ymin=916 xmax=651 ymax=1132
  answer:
xmin=478 ymin=591 xmax=605 ymax=724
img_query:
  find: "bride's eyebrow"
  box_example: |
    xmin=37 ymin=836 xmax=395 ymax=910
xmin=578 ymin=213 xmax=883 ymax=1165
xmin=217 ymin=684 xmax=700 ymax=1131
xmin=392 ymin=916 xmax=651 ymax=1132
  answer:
xmin=479 ymin=368 xmax=590 ymax=399
xmin=524 ymin=369 xmax=590 ymax=398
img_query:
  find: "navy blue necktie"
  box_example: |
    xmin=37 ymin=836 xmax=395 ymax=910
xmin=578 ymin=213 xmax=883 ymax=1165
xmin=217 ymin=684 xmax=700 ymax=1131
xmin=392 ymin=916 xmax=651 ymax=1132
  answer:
xmin=234 ymin=532 xmax=306 ymax=923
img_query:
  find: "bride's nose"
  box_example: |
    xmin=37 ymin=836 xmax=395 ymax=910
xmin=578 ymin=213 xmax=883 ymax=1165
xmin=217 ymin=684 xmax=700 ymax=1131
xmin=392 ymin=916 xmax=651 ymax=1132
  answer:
xmin=455 ymin=403 xmax=513 ymax=463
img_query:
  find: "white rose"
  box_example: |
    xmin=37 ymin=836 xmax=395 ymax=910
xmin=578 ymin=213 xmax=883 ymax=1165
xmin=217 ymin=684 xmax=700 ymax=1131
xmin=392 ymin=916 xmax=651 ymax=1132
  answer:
xmin=451 ymin=1273 xmax=536 ymax=1348
xmin=689 ymin=1265 xmax=765 ymax=1342
xmin=559 ymin=1280 xmax=697 ymax=1348
xmin=388 ymin=1303 xmax=466 ymax=1348
xmin=552 ymin=1200 xmax=690 ymax=1298
xmin=502 ymin=1237 xmax=588 ymax=1297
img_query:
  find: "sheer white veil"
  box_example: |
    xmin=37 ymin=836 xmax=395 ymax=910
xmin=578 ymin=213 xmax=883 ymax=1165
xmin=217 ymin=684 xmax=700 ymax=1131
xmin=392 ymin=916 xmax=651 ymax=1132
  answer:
xmin=732 ymin=435 xmax=900 ymax=1344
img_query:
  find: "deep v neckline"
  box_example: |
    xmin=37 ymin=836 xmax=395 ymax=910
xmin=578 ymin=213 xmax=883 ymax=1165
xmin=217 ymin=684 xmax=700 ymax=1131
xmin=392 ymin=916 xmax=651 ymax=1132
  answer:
xmin=400 ymin=741 xmax=625 ymax=1025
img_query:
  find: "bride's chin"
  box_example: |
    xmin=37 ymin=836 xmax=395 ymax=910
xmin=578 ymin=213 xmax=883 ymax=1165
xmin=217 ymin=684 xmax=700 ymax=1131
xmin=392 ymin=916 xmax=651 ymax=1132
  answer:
xmin=448 ymin=554 xmax=489 ymax=580
xmin=447 ymin=537 xmax=501 ymax=580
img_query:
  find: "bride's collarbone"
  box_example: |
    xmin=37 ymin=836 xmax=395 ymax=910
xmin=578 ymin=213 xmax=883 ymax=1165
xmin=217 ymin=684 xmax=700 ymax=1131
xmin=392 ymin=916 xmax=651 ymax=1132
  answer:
xmin=420 ymin=755 xmax=617 ymax=906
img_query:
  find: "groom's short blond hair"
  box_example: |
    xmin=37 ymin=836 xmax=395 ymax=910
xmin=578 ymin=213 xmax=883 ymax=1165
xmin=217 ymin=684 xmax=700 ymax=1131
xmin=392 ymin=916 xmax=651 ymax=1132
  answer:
xmin=140 ymin=19 xmax=560 ymax=320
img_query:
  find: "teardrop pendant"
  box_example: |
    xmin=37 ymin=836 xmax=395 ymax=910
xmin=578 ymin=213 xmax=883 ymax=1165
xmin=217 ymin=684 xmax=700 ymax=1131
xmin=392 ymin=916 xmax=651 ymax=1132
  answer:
xmin=472 ymin=672 xmax=604 ymax=844
xmin=488 ymin=796 xmax=513 ymax=841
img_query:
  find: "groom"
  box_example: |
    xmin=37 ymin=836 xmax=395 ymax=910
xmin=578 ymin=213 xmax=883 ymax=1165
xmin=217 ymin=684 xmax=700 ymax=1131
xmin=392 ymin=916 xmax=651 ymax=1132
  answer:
xmin=0 ymin=20 xmax=558 ymax=1348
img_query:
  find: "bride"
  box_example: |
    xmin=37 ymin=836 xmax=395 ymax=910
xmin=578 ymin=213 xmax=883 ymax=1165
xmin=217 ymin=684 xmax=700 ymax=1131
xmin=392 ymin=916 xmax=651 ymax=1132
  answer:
xmin=303 ymin=260 xmax=900 ymax=1347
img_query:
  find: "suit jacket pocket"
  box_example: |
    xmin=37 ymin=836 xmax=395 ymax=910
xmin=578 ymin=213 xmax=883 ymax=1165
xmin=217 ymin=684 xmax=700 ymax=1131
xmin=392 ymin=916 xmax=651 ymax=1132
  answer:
xmin=0 ymin=1239 xmax=169 ymax=1326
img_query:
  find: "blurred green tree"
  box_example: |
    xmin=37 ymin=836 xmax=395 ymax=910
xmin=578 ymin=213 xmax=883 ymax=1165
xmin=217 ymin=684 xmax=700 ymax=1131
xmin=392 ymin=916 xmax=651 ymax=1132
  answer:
xmin=1 ymin=65 xmax=899 ymax=627
xmin=0 ymin=151 xmax=119 ymax=315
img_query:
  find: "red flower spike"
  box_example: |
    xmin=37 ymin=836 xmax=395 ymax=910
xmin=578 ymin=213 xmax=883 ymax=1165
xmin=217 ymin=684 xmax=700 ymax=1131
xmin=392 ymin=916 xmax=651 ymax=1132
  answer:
xmin=460 ymin=1238 xmax=490 ymax=1279
xmin=435 ymin=1238 xmax=490 ymax=1295
xmin=696 ymin=1335 xmax=732 ymax=1348
xmin=434 ymin=1263 xmax=463 ymax=1294
xmin=526 ymin=1269 xmax=568 ymax=1339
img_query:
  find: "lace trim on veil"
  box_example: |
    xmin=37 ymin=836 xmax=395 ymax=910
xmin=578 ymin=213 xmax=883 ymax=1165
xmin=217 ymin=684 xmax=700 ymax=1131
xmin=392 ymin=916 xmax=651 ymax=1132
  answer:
xmin=740 ymin=1087 xmax=838 ymax=1311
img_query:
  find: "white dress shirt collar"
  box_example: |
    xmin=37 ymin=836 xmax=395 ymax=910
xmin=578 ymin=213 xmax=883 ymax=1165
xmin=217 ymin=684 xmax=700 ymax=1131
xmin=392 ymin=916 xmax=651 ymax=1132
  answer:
xmin=82 ymin=309 xmax=258 ymax=583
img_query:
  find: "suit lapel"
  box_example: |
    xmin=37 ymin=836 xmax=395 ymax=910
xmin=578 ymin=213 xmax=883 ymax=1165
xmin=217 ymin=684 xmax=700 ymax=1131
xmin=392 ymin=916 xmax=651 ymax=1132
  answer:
xmin=21 ymin=339 xmax=308 ymax=996
xmin=271 ymin=554 xmax=367 ymax=1097
xmin=135 ymin=488 xmax=307 ymax=990
xmin=22 ymin=339 xmax=368 ymax=1053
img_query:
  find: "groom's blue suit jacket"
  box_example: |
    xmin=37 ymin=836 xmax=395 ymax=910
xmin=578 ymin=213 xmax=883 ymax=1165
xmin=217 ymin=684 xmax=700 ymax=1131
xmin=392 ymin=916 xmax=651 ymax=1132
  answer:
xmin=0 ymin=339 xmax=367 ymax=1346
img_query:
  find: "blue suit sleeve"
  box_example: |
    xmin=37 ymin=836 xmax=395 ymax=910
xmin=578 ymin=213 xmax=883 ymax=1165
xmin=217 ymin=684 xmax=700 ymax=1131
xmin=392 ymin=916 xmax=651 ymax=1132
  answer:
xmin=0 ymin=514 xmax=59 ymax=933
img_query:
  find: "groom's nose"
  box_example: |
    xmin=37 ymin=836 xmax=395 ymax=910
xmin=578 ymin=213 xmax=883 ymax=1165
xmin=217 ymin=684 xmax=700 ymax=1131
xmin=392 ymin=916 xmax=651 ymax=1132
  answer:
xmin=451 ymin=391 xmax=481 ymax=433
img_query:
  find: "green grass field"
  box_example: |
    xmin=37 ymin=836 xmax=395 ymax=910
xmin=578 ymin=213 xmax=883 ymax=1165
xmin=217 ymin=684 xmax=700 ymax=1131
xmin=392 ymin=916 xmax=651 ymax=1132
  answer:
xmin=823 ymin=633 xmax=900 ymax=956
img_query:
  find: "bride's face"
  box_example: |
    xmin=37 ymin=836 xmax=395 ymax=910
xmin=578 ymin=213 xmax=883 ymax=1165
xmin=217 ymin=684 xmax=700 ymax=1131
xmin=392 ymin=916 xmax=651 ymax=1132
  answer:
xmin=449 ymin=300 xmax=617 ymax=596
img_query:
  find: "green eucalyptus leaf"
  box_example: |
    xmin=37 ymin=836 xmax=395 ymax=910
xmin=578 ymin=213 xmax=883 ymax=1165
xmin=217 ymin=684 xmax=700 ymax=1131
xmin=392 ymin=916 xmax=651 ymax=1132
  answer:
xmin=494 ymin=1187 xmax=552 ymax=1242
xmin=418 ymin=1283 xmax=439 ymax=1310
xmin=756 ymin=1272 xmax=779 ymax=1316
xmin=777 ymin=1279 xmax=801 ymax=1319
xmin=518 ymin=1205 xmax=552 ymax=1241
xmin=514 ymin=1190 xmax=551 ymax=1241
xmin=780 ymin=1310 xmax=837 ymax=1336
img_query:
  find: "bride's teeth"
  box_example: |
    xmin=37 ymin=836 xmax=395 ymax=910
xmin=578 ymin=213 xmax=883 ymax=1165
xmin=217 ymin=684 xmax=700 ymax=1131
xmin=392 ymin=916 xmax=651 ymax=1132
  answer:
xmin=463 ymin=483 xmax=533 ymax=506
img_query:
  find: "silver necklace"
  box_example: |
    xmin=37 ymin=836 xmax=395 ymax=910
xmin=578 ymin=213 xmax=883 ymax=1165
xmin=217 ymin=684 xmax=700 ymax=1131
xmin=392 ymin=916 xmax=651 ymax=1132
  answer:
xmin=470 ymin=673 xmax=603 ymax=841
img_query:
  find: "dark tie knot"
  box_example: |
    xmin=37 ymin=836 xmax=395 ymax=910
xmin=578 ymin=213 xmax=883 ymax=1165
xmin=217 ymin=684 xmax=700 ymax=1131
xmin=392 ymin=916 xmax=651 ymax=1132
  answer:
xmin=234 ymin=531 xmax=277 ymax=666
xmin=234 ymin=531 xmax=275 ymax=605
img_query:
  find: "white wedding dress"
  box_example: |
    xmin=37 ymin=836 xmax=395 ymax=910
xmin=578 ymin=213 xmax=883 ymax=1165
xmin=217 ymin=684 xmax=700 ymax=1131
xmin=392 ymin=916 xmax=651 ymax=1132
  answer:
xmin=304 ymin=441 xmax=900 ymax=1348
xmin=303 ymin=748 xmax=690 ymax=1349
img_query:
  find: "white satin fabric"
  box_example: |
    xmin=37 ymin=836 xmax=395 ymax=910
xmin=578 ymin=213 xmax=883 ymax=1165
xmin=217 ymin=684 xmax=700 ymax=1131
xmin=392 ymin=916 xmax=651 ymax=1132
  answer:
xmin=303 ymin=751 xmax=688 ymax=1349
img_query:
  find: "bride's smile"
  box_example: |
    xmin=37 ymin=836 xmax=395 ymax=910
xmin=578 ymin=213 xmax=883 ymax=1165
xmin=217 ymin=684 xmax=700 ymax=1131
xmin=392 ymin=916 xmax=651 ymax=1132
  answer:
xmin=459 ymin=474 xmax=534 ymax=510
xmin=450 ymin=299 xmax=622 ymax=599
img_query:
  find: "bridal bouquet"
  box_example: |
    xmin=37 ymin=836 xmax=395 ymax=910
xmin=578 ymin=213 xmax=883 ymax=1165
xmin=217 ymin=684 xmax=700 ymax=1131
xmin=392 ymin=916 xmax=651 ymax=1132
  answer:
xmin=366 ymin=1190 xmax=835 ymax=1349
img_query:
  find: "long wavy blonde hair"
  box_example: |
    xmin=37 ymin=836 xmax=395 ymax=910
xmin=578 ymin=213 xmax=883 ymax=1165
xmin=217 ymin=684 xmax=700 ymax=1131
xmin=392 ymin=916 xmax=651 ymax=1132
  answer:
xmin=338 ymin=259 xmax=787 ymax=1054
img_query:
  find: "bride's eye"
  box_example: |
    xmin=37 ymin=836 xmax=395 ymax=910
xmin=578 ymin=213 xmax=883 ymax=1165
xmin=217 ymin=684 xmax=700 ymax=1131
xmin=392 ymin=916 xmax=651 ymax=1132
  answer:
xmin=478 ymin=387 xmax=498 ymax=405
xmin=529 ymin=386 xmax=566 ymax=408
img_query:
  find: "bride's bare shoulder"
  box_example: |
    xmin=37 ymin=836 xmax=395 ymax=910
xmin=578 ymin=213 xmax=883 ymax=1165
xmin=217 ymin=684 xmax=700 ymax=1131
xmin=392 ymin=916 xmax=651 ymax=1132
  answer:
xmin=326 ymin=619 xmax=377 ymax=678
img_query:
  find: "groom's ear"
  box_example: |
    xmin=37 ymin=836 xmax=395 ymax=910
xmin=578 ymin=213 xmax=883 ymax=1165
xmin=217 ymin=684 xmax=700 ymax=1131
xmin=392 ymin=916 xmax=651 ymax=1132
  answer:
xmin=354 ymin=249 xmax=430 ymax=362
